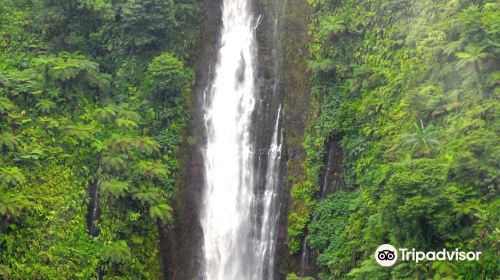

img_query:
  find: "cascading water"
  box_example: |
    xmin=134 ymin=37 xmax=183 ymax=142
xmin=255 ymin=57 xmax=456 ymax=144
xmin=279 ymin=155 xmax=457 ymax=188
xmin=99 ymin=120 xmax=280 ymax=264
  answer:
xmin=200 ymin=0 xmax=283 ymax=279
xmin=254 ymin=106 xmax=283 ymax=280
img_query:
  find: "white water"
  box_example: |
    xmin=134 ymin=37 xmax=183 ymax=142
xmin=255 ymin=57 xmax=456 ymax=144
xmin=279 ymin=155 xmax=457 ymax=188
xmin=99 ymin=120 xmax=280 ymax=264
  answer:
xmin=254 ymin=106 xmax=282 ymax=279
xmin=201 ymin=0 xmax=282 ymax=279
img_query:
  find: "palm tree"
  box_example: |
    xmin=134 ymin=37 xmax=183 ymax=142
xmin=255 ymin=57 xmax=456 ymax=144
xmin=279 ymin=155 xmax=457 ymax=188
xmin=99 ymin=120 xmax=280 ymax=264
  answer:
xmin=400 ymin=120 xmax=440 ymax=156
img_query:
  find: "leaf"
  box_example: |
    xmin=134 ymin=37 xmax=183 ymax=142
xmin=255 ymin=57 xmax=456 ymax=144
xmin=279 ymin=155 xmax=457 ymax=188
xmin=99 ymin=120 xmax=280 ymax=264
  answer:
xmin=93 ymin=106 xmax=117 ymax=122
xmin=0 ymin=96 xmax=14 ymax=113
xmin=134 ymin=160 xmax=167 ymax=180
xmin=131 ymin=185 xmax=163 ymax=206
xmin=35 ymin=99 xmax=56 ymax=113
xmin=64 ymin=124 xmax=94 ymax=140
xmin=0 ymin=190 xmax=31 ymax=218
xmin=101 ymin=152 xmax=128 ymax=173
xmin=149 ymin=203 xmax=172 ymax=223
xmin=0 ymin=167 xmax=26 ymax=187
xmin=116 ymin=118 xmax=138 ymax=130
xmin=100 ymin=179 xmax=130 ymax=199
xmin=0 ymin=132 xmax=21 ymax=152
xmin=102 ymin=241 xmax=131 ymax=264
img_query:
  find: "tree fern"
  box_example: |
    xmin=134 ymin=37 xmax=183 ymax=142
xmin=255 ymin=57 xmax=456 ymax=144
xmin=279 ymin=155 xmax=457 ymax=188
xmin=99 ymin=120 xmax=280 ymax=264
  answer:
xmin=0 ymin=190 xmax=30 ymax=219
xmin=35 ymin=99 xmax=56 ymax=113
xmin=0 ymin=167 xmax=26 ymax=187
xmin=101 ymin=152 xmax=128 ymax=173
xmin=0 ymin=96 xmax=14 ymax=113
xmin=0 ymin=132 xmax=21 ymax=154
xmin=455 ymin=45 xmax=489 ymax=72
xmin=105 ymin=134 xmax=134 ymax=152
xmin=93 ymin=106 xmax=117 ymax=123
xmin=116 ymin=117 xmax=138 ymax=130
xmin=100 ymin=179 xmax=130 ymax=200
xmin=149 ymin=203 xmax=172 ymax=223
xmin=64 ymin=124 xmax=94 ymax=140
xmin=132 ymin=136 xmax=159 ymax=154
xmin=102 ymin=241 xmax=131 ymax=264
xmin=134 ymin=160 xmax=167 ymax=180
xmin=131 ymin=185 xmax=163 ymax=206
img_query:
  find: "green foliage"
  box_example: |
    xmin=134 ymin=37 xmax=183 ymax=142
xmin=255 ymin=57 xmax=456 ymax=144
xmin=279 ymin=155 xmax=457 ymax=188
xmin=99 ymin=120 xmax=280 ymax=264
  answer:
xmin=0 ymin=188 xmax=30 ymax=219
xmin=144 ymin=53 xmax=194 ymax=122
xmin=295 ymin=0 xmax=500 ymax=278
xmin=0 ymin=132 xmax=21 ymax=154
xmin=122 ymin=0 xmax=176 ymax=51
xmin=34 ymin=52 xmax=99 ymax=83
xmin=288 ymin=181 xmax=317 ymax=254
xmin=0 ymin=167 xmax=26 ymax=187
xmin=101 ymin=152 xmax=129 ymax=173
xmin=135 ymin=160 xmax=168 ymax=181
xmin=0 ymin=96 xmax=14 ymax=113
xmin=400 ymin=120 xmax=441 ymax=156
xmin=0 ymin=0 xmax=197 ymax=277
xmin=100 ymin=179 xmax=129 ymax=200
xmin=149 ymin=203 xmax=173 ymax=224
xmin=131 ymin=185 xmax=163 ymax=206
xmin=307 ymin=192 xmax=361 ymax=276
xmin=287 ymin=273 xmax=315 ymax=280
xmin=102 ymin=241 xmax=132 ymax=264
xmin=35 ymin=99 xmax=57 ymax=113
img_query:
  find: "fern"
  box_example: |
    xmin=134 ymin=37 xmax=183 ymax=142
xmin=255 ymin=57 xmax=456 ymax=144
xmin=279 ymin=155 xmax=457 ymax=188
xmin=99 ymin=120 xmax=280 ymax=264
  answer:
xmin=455 ymin=45 xmax=490 ymax=71
xmin=0 ymin=167 xmax=26 ymax=187
xmin=132 ymin=136 xmax=159 ymax=154
xmin=134 ymin=160 xmax=167 ymax=180
xmin=0 ymin=132 xmax=21 ymax=153
xmin=93 ymin=106 xmax=117 ymax=123
xmin=149 ymin=203 xmax=172 ymax=223
xmin=64 ymin=124 xmax=94 ymax=140
xmin=35 ymin=99 xmax=56 ymax=113
xmin=105 ymin=134 xmax=135 ymax=152
xmin=101 ymin=152 xmax=128 ymax=173
xmin=0 ymin=96 xmax=14 ymax=113
xmin=116 ymin=118 xmax=138 ymax=130
xmin=0 ymin=190 xmax=30 ymax=218
xmin=100 ymin=179 xmax=129 ymax=199
xmin=102 ymin=241 xmax=131 ymax=264
xmin=131 ymin=185 xmax=163 ymax=206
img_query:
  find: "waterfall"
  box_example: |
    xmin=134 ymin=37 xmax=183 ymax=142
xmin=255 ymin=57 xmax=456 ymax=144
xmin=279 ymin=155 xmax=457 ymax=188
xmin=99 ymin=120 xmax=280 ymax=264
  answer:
xmin=255 ymin=106 xmax=282 ymax=279
xmin=86 ymin=178 xmax=100 ymax=237
xmin=200 ymin=0 xmax=282 ymax=279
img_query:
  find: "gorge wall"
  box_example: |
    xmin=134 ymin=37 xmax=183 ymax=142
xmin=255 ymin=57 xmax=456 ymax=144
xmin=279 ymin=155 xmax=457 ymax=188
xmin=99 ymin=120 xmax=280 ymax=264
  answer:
xmin=162 ymin=0 xmax=311 ymax=279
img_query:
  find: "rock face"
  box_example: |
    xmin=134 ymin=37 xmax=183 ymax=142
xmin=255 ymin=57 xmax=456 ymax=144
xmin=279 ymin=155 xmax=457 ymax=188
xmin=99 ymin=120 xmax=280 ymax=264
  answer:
xmin=161 ymin=0 xmax=311 ymax=279
xmin=159 ymin=0 xmax=222 ymax=279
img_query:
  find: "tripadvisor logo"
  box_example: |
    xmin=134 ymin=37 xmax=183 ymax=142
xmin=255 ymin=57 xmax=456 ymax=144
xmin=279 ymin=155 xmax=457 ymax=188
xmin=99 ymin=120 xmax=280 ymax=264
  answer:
xmin=375 ymin=244 xmax=398 ymax=266
xmin=375 ymin=244 xmax=482 ymax=267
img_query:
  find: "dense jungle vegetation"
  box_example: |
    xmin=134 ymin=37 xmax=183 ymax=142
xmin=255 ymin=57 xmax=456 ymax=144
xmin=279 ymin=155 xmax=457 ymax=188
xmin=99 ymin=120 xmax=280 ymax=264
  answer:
xmin=288 ymin=0 xmax=499 ymax=279
xmin=1 ymin=0 xmax=498 ymax=279
xmin=0 ymin=0 xmax=198 ymax=278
